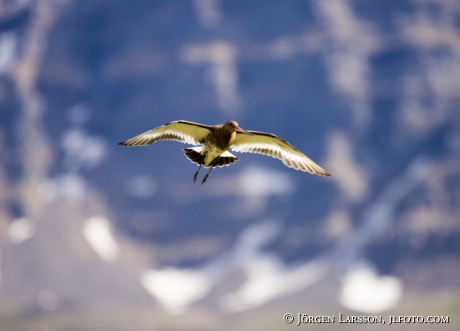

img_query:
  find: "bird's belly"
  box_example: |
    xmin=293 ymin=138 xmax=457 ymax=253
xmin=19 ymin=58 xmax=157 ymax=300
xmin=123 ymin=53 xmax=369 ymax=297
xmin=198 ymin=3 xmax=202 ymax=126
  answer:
xmin=203 ymin=143 xmax=226 ymax=167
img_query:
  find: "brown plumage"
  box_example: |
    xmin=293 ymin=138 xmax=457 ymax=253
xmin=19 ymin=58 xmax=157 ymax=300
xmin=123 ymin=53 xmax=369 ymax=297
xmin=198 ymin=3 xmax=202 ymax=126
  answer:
xmin=119 ymin=120 xmax=331 ymax=184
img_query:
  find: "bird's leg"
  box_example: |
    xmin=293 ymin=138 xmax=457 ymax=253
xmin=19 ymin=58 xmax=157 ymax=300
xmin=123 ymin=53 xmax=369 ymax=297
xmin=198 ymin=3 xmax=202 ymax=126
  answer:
xmin=201 ymin=167 xmax=213 ymax=185
xmin=193 ymin=164 xmax=202 ymax=183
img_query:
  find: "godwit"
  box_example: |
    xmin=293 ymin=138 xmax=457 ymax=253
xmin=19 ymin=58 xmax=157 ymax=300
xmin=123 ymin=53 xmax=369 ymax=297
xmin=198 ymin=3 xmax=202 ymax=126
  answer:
xmin=119 ymin=120 xmax=331 ymax=184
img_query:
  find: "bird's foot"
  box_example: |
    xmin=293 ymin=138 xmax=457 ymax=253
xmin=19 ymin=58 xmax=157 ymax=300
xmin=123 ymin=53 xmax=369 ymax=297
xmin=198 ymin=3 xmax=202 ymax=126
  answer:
xmin=201 ymin=173 xmax=210 ymax=185
xmin=193 ymin=165 xmax=202 ymax=183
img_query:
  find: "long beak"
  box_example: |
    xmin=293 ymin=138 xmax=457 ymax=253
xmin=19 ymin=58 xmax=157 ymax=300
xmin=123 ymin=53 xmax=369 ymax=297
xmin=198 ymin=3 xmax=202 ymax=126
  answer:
xmin=236 ymin=126 xmax=253 ymax=135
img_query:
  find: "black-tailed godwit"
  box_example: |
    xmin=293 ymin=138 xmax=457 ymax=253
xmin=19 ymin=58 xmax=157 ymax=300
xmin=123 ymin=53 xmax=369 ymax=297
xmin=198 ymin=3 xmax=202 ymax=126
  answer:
xmin=119 ymin=120 xmax=331 ymax=184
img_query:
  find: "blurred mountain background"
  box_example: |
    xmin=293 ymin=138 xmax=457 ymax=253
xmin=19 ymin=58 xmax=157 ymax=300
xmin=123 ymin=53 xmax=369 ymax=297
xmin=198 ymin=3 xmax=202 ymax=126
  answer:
xmin=1 ymin=0 xmax=459 ymax=330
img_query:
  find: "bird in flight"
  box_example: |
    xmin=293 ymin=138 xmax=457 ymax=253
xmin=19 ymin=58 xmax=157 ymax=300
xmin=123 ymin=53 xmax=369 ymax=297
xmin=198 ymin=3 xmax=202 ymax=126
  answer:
xmin=119 ymin=120 xmax=331 ymax=184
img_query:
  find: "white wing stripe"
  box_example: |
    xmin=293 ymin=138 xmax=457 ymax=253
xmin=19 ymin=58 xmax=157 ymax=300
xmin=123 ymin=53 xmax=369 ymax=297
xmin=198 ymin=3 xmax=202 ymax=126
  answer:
xmin=120 ymin=121 xmax=212 ymax=147
xmin=232 ymin=142 xmax=328 ymax=175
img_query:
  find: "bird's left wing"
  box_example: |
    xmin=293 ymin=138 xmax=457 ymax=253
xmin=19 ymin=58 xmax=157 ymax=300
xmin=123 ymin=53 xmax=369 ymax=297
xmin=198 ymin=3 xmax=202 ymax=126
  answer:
xmin=231 ymin=131 xmax=331 ymax=176
xmin=119 ymin=120 xmax=212 ymax=146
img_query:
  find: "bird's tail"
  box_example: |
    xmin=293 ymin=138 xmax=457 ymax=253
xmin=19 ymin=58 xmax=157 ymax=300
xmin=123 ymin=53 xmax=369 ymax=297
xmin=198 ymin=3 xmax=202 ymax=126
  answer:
xmin=184 ymin=147 xmax=205 ymax=165
xmin=184 ymin=147 xmax=239 ymax=167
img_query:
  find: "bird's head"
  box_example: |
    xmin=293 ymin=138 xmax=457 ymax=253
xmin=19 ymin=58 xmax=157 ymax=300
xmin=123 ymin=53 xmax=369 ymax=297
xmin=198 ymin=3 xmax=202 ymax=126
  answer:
xmin=225 ymin=120 xmax=252 ymax=135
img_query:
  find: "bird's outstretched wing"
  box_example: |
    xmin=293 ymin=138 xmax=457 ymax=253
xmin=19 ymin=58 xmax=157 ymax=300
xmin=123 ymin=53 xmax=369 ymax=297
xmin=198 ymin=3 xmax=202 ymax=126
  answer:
xmin=119 ymin=120 xmax=212 ymax=147
xmin=231 ymin=130 xmax=331 ymax=177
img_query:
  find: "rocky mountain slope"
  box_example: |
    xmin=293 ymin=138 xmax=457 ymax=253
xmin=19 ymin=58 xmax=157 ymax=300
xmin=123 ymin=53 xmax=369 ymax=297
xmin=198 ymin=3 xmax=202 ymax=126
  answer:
xmin=0 ymin=0 xmax=459 ymax=330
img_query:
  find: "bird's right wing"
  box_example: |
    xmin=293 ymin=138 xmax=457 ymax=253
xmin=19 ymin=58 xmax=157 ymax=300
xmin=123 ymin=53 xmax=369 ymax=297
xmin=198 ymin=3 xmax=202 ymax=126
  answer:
xmin=119 ymin=120 xmax=212 ymax=146
xmin=231 ymin=130 xmax=331 ymax=176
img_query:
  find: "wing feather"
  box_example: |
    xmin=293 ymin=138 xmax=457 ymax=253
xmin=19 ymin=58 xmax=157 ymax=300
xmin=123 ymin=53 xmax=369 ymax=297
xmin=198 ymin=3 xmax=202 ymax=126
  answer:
xmin=231 ymin=130 xmax=331 ymax=177
xmin=119 ymin=120 xmax=212 ymax=147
